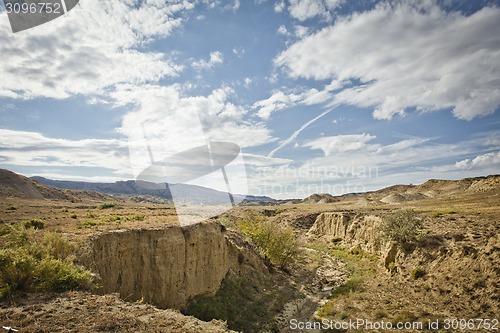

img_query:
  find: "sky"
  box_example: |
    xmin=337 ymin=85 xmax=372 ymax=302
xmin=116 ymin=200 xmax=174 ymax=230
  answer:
xmin=0 ymin=0 xmax=499 ymax=199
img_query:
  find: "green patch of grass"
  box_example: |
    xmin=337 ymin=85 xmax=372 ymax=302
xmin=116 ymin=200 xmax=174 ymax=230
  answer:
xmin=0 ymin=224 xmax=93 ymax=300
xmin=430 ymin=209 xmax=457 ymax=218
xmin=100 ymin=214 xmax=145 ymax=224
xmin=78 ymin=220 xmax=99 ymax=228
xmin=98 ymin=202 xmax=117 ymax=210
xmin=315 ymin=246 xmax=378 ymax=318
xmin=85 ymin=212 xmax=98 ymax=218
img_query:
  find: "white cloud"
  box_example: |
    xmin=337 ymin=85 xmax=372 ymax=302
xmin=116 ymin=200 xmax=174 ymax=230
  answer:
xmin=277 ymin=25 xmax=290 ymax=36
xmin=252 ymin=90 xmax=303 ymax=119
xmin=191 ymin=51 xmax=224 ymax=69
xmin=287 ymin=0 xmax=344 ymax=21
xmin=275 ymin=2 xmax=500 ymax=120
xmin=455 ymin=151 xmax=500 ymax=170
xmin=304 ymin=134 xmax=376 ymax=155
xmin=115 ymin=84 xmax=275 ymax=177
xmin=232 ymin=0 xmax=241 ymax=11
xmin=250 ymin=132 xmax=500 ymax=198
xmin=252 ymin=88 xmax=333 ymax=119
xmin=294 ymin=25 xmax=310 ymax=38
xmin=274 ymin=1 xmax=286 ymax=13
xmin=0 ymin=129 xmax=130 ymax=173
xmin=0 ymin=0 xmax=191 ymax=100
xmin=243 ymin=77 xmax=252 ymax=88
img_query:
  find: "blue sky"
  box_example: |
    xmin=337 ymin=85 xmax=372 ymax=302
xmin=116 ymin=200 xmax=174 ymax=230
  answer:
xmin=0 ymin=0 xmax=499 ymax=199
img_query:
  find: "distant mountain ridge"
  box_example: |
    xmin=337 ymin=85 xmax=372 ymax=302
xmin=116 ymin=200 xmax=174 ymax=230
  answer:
xmin=30 ymin=176 xmax=274 ymax=205
xmin=0 ymin=169 xmax=110 ymax=201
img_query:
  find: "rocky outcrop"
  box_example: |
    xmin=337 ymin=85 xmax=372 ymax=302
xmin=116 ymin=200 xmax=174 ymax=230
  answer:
xmin=83 ymin=222 xmax=230 ymax=310
xmin=307 ymin=212 xmax=384 ymax=254
xmin=307 ymin=212 xmax=402 ymax=270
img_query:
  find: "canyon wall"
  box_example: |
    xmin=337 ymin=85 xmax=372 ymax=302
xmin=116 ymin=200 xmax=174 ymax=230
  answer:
xmin=83 ymin=222 xmax=230 ymax=310
xmin=307 ymin=212 xmax=385 ymax=254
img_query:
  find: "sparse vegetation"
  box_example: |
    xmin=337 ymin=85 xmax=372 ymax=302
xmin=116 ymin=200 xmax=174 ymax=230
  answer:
xmin=98 ymin=202 xmax=117 ymax=209
xmin=431 ymin=209 xmax=457 ymax=218
xmin=0 ymin=224 xmax=93 ymax=300
xmin=316 ymin=246 xmax=378 ymax=318
xmin=237 ymin=211 xmax=300 ymax=268
xmin=184 ymin=272 xmax=297 ymax=333
xmin=411 ymin=267 xmax=427 ymax=280
xmin=5 ymin=205 xmax=16 ymax=211
xmin=23 ymin=219 xmax=45 ymax=230
xmin=78 ymin=219 xmax=99 ymax=228
xmin=381 ymin=209 xmax=422 ymax=245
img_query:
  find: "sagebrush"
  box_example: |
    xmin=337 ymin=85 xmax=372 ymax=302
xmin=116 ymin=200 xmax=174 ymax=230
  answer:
xmin=237 ymin=211 xmax=299 ymax=268
xmin=381 ymin=209 xmax=422 ymax=245
xmin=0 ymin=223 xmax=93 ymax=300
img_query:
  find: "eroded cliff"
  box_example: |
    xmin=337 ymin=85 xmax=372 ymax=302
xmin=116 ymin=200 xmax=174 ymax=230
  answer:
xmin=308 ymin=212 xmax=385 ymax=253
xmin=82 ymin=222 xmax=230 ymax=310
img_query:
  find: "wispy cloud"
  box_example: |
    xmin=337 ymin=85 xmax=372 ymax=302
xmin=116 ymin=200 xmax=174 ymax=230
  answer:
xmin=0 ymin=129 xmax=130 ymax=174
xmin=304 ymin=134 xmax=376 ymax=155
xmin=268 ymin=108 xmax=332 ymax=157
xmin=287 ymin=0 xmax=345 ymax=21
xmin=191 ymin=51 xmax=224 ymax=70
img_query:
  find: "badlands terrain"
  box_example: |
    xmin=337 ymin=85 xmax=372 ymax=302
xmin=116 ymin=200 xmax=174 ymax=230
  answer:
xmin=0 ymin=168 xmax=498 ymax=332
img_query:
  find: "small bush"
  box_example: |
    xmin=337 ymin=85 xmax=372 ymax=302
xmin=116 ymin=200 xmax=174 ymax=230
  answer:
xmin=78 ymin=220 xmax=98 ymax=228
xmin=381 ymin=209 xmax=422 ymax=245
xmin=70 ymin=213 xmax=78 ymax=219
xmin=237 ymin=212 xmax=299 ymax=268
xmin=411 ymin=267 xmax=427 ymax=280
xmin=23 ymin=219 xmax=45 ymax=230
xmin=5 ymin=205 xmax=17 ymax=211
xmin=98 ymin=202 xmax=117 ymax=209
xmin=0 ymin=224 xmax=93 ymax=300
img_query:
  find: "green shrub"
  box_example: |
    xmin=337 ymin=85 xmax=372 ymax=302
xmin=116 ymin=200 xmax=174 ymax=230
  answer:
xmin=381 ymin=209 xmax=422 ymax=245
xmin=5 ymin=205 xmax=17 ymax=211
xmin=78 ymin=220 xmax=98 ymax=228
xmin=411 ymin=267 xmax=427 ymax=280
xmin=237 ymin=212 xmax=299 ymax=268
xmin=23 ymin=219 xmax=45 ymax=230
xmin=0 ymin=224 xmax=93 ymax=300
xmin=98 ymin=202 xmax=117 ymax=209
xmin=431 ymin=209 xmax=456 ymax=218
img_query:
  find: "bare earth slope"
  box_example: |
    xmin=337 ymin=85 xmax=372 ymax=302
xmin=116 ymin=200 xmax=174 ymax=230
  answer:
xmin=0 ymin=168 xmax=111 ymax=202
xmin=0 ymin=292 xmax=235 ymax=333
